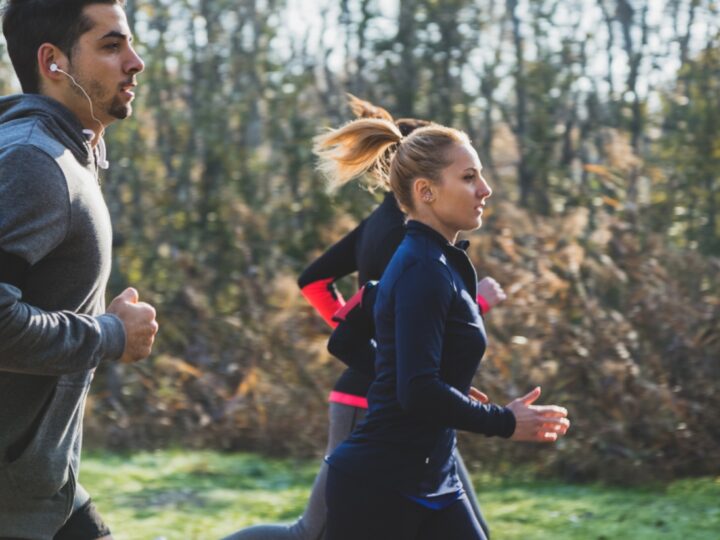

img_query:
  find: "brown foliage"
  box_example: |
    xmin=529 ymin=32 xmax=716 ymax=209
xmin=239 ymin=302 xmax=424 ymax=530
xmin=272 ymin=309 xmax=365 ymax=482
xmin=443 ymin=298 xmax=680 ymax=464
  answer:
xmin=461 ymin=202 xmax=720 ymax=483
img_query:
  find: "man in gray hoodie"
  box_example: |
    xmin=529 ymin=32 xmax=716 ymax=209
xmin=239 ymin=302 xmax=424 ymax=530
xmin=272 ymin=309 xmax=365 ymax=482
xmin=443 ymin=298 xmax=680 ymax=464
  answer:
xmin=0 ymin=1 xmax=158 ymax=538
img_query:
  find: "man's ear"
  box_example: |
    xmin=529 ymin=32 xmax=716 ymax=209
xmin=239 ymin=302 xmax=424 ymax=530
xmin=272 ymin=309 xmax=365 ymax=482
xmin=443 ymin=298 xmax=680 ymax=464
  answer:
xmin=37 ymin=43 xmax=67 ymax=81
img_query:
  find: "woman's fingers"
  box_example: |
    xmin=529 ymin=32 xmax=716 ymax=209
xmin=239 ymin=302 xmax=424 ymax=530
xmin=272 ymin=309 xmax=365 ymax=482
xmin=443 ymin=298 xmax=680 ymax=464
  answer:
xmin=530 ymin=415 xmax=571 ymax=442
xmin=469 ymin=387 xmax=489 ymax=403
xmin=517 ymin=386 xmax=542 ymax=405
xmin=531 ymin=405 xmax=568 ymax=417
xmin=507 ymin=392 xmax=571 ymax=443
xmin=543 ymin=422 xmax=570 ymax=435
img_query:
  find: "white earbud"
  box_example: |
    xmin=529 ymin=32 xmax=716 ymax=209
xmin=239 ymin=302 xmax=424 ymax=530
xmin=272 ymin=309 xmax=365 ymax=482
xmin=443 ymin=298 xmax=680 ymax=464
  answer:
xmin=50 ymin=63 xmax=58 ymax=72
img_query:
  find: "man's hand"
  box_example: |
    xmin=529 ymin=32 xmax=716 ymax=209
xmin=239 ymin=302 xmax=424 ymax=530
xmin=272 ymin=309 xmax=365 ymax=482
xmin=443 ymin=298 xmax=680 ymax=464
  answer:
xmin=107 ymin=287 xmax=158 ymax=364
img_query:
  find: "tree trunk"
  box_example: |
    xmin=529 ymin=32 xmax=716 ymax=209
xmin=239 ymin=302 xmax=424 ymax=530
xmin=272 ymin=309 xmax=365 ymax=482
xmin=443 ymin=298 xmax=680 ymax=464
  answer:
xmin=396 ymin=0 xmax=418 ymax=116
xmin=507 ymin=0 xmax=532 ymax=207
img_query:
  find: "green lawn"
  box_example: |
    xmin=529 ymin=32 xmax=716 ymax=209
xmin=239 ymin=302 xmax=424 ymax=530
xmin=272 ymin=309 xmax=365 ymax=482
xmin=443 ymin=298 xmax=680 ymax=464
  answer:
xmin=80 ymin=450 xmax=720 ymax=540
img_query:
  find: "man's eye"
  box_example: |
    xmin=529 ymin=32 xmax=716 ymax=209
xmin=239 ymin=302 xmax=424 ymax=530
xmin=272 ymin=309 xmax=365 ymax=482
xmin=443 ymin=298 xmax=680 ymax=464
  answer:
xmin=105 ymin=42 xmax=120 ymax=50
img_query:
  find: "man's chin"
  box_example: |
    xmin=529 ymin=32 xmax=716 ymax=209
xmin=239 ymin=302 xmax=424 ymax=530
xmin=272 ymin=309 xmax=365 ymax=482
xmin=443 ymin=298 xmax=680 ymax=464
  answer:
xmin=109 ymin=102 xmax=132 ymax=120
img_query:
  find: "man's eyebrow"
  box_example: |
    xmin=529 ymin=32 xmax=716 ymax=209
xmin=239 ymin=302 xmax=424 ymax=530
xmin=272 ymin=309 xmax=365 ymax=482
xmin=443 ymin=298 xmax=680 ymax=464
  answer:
xmin=99 ymin=30 xmax=132 ymax=42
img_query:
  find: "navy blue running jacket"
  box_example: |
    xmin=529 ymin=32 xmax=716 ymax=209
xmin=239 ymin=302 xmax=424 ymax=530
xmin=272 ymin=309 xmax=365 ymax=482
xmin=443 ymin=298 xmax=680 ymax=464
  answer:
xmin=327 ymin=220 xmax=516 ymax=500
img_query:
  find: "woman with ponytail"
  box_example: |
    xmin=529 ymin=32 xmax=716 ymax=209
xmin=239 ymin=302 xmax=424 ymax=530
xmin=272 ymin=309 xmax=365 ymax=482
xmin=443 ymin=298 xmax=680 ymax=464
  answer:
xmin=319 ymin=114 xmax=570 ymax=539
xmin=221 ymin=98 xmax=507 ymax=540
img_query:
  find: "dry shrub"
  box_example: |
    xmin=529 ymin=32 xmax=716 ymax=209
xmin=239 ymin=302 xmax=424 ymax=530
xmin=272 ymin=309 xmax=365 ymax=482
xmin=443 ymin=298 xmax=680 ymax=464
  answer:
xmin=463 ymin=203 xmax=720 ymax=483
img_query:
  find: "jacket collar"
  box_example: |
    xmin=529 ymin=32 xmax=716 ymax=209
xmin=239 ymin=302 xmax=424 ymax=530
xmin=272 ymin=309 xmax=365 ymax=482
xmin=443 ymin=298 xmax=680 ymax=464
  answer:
xmin=406 ymin=220 xmax=477 ymax=297
xmin=406 ymin=220 xmax=470 ymax=252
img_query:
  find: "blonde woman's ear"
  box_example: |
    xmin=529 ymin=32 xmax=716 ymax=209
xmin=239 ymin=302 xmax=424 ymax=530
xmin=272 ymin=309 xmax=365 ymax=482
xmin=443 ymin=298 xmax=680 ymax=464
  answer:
xmin=413 ymin=178 xmax=435 ymax=204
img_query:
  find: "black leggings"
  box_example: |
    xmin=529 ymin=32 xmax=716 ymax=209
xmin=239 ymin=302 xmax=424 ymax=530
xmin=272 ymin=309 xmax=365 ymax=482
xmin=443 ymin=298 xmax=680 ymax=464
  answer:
xmin=325 ymin=465 xmax=487 ymax=540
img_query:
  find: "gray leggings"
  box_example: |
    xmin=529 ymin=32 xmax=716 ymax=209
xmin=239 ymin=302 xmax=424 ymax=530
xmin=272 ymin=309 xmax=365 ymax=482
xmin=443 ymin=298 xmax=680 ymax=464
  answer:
xmin=221 ymin=402 xmax=490 ymax=540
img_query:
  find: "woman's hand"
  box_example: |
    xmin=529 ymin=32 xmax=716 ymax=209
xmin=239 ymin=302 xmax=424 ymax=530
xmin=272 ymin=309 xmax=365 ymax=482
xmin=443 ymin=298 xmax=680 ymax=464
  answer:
xmin=477 ymin=277 xmax=507 ymax=309
xmin=506 ymin=387 xmax=570 ymax=442
xmin=469 ymin=386 xmax=489 ymax=403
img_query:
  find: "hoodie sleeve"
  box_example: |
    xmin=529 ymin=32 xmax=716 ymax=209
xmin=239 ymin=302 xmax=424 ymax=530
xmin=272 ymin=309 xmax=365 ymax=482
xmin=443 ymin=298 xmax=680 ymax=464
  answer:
xmin=0 ymin=145 xmax=126 ymax=374
xmin=0 ymin=145 xmax=69 ymax=264
xmin=0 ymin=283 xmax=125 ymax=374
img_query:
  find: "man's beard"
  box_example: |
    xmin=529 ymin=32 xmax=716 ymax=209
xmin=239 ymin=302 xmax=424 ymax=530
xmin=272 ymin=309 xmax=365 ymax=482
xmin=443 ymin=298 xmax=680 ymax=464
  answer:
xmin=87 ymin=79 xmax=131 ymax=120
xmin=108 ymin=95 xmax=131 ymax=119
xmin=68 ymin=72 xmax=131 ymax=122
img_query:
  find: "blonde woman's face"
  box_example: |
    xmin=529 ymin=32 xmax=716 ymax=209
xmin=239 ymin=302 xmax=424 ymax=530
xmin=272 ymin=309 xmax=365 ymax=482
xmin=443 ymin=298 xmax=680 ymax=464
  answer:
xmin=430 ymin=142 xmax=492 ymax=238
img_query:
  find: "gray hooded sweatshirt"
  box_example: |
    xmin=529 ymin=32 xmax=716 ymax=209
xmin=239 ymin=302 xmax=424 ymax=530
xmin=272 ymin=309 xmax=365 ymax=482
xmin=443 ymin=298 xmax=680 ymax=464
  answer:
xmin=0 ymin=94 xmax=126 ymax=538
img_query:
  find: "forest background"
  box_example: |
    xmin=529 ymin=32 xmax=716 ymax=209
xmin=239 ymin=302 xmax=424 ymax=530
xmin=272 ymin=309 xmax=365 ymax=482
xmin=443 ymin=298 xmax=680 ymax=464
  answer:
xmin=1 ymin=0 xmax=718 ymax=485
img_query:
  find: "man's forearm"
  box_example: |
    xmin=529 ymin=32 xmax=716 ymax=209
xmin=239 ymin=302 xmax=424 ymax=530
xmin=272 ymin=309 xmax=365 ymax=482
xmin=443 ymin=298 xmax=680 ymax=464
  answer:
xmin=0 ymin=283 xmax=125 ymax=375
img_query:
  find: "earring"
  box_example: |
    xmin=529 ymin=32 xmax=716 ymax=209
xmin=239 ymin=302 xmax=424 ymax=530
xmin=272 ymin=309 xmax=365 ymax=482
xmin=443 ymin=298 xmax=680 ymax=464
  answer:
xmin=423 ymin=192 xmax=434 ymax=203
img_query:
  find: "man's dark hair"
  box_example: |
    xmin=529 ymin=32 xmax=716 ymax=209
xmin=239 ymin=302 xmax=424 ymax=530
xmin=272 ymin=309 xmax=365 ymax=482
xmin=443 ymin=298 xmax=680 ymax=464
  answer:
xmin=2 ymin=0 xmax=124 ymax=93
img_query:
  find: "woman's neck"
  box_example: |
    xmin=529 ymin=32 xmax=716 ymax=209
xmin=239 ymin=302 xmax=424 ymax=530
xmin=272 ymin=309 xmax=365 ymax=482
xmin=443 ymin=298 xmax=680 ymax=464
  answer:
xmin=407 ymin=213 xmax=458 ymax=244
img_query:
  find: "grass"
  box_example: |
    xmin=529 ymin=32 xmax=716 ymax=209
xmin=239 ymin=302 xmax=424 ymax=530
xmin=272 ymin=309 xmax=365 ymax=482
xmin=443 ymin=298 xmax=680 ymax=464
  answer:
xmin=79 ymin=450 xmax=720 ymax=540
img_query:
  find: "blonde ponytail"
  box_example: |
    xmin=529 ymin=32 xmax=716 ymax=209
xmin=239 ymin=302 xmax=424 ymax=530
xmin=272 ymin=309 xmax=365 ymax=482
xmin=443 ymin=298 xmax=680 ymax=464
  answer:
xmin=313 ymin=118 xmax=402 ymax=192
xmin=315 ymin=98 xmax=470 ymax=211
xmin=346 ymin=93 xmax=394 ymax=123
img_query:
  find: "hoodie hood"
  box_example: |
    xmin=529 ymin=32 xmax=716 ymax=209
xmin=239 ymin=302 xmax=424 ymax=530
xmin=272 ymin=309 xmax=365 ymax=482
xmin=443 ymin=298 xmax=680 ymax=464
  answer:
xmin=0 ymin=94 xmax=92 ymax=165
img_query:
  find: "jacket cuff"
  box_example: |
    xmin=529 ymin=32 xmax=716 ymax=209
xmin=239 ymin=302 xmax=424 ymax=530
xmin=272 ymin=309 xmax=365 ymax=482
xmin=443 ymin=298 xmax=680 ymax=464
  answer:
xmin=476 ymin=293 xmax=490 ymax=314
xmin=497 ymin=406 xmax=517 ymax=438
xmin=97 ymin=313 xmax=126 ymax=361
xmin=476 ymin=403 xmax=516 ymax=438
xmin=300 ymin=278 xmax=344 ymax=328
